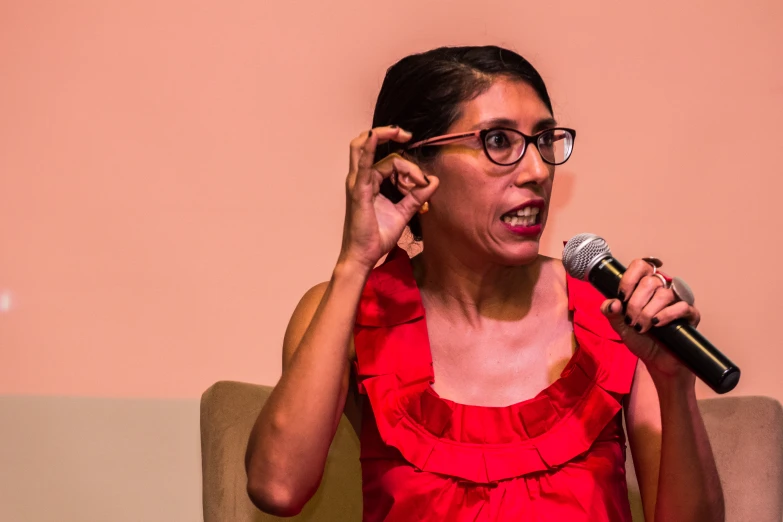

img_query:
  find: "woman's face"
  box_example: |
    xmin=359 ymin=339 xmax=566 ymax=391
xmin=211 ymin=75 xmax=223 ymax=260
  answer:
xmin=424 ymin=78 xmax=557 ymax=266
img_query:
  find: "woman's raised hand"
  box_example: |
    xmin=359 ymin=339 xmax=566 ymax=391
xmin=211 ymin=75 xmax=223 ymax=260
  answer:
xmin=338 ymin=126 xmax=439 ymax=272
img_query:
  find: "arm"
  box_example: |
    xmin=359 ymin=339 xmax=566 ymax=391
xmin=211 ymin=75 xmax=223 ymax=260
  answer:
xmin=625 ymin=360 xmax=725 ymax=522
xmin=244 ymin=261 xmax=368 ymax=516
xmin=244 ymin=125 xmax=437 ymax=516
xmin=603 ymin=258 xmax=725 ymax=521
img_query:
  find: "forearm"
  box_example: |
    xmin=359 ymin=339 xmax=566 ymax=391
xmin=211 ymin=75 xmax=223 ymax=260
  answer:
xmin=245 ymin=261 xmax=369 ymax=511
xmin=653 ymin=375 xmax=725 ymax=522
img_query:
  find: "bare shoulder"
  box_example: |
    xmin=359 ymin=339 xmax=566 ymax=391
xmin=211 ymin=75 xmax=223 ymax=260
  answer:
xmin=540 ymin=254 xmax=566 ymax=272
xmin=537 ymin=254 xmax=569 ymax=293
xmin=282 ymin=281 xmax=357 ymax=369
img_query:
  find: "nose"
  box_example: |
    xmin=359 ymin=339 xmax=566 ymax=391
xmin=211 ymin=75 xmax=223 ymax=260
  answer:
xmin=512 ymin=145 xmax=552 ymax=187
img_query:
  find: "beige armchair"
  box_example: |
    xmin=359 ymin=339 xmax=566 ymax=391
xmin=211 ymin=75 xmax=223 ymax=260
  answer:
xmin=201 ymin=381 xmax=783 ymax=521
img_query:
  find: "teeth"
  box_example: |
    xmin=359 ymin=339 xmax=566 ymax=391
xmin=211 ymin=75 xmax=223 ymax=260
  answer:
xmin=511 ymin=206 xmax=540 ymax=217
xmin=501 ymin=206 xmax=541 ymax=227
xmin=502 ymin=213 xmax=538 ymax=227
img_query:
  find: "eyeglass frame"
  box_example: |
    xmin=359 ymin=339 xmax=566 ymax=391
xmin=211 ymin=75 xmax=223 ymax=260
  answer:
xmin=403 ymin=126 xmax=577 ymax=166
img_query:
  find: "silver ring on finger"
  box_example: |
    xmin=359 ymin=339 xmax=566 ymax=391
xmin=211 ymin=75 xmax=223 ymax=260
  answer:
xmin=652 ymin=273 xmax=670 ymax=289
xmin=671 ymin=276 xmax=695 ymax=306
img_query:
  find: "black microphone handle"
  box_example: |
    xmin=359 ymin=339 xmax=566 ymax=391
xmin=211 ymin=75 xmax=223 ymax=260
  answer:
xmin=587 ymin=256 xmax=740 ymax=394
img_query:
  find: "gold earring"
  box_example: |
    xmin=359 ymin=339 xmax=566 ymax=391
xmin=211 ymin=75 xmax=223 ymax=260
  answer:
xmin=418 ymin=201 xmax=430 ymax=215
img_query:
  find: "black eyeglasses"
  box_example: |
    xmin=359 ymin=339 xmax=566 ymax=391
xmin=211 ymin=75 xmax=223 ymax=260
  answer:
xmin=405 ymin=127 xmax=576 ymax=166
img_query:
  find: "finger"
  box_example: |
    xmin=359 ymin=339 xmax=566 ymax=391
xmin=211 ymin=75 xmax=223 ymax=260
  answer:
xmin=373 ymin=154 xmax=429 ymax=188
xmin=346 ymin=131 xmax=371 ymax=192
xmin=601 ymin=298 xmax=636 ymax=338
xmin=624 ymin=273 xmax=665 ymax=327
xmin=601 ymin=298 xmax=623 ymax=317
xmin=617 ymin=259 xmax=656 ymax=304
xmin=348 ymin=126 xmax=413 ymax=176
xmin=635 ymin=286 xmax=677 ymax=333
xmin=649 ymin=301 xmax=701 ymax=329
xmin=395 ymin=175 xmax=440 ymax=220
xmin=354 ymin=130 xmax=378 ymax=189
xmin=371 ymin=125 xmax=413 ymax=146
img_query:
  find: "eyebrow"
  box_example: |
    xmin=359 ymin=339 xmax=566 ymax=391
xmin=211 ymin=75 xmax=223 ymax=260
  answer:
xmin=472 ymin=117 xmax=558 ymax=133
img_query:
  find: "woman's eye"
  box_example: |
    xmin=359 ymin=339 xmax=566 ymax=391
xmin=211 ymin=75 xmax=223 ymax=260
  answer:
xmin=486 ymin=131 xmax=512 ymax=149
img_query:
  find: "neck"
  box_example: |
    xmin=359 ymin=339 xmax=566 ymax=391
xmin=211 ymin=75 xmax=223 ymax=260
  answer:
xmin=411 ymin=237 xmax=543 ymax=326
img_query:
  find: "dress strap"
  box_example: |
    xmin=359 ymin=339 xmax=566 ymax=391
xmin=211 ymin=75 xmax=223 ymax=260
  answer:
xmin=566 ymin=273 xmax=638 ymax=394
xmin=354 ymin=247 xmax=433 ymax=393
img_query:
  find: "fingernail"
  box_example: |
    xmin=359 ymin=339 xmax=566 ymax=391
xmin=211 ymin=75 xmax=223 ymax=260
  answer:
xmin=618 ymin=291 xmax=626 ymax=302
xmin=424 ymin=173 xmax=430 ymax=185
xmin=389 ymin=124 xmax=398 ymax=128
xmin=621 ymin=301 xmax=627 ymax=314
xmin=368 ymin=130 xmax=373 ymax=138
xmin=633 ymin=324 xmax=642 ymax=333
xmin=624 ymin=315 xmax=632 ymax=325
xmin=651 ymin=317 xmax=659 ymax=326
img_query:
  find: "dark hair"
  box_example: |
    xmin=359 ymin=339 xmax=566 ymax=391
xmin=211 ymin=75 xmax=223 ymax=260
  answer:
xmin=372 ymin=45 xmax=553 ymax=241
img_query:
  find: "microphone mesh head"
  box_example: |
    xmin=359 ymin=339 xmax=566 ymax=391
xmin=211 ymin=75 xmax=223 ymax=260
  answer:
xmin=562 ymin=233 xmax=611 ymax=280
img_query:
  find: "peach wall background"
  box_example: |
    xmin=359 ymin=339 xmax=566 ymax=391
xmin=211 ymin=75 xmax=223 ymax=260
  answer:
xmin=1 ymin=0 xmax=782 ymax=402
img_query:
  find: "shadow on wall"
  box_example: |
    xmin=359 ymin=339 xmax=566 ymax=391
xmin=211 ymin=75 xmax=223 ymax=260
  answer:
xmin=550 ymin=168 xmax=575 ymax=215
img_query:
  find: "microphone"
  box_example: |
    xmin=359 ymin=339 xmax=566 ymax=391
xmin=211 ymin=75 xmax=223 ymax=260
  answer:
xmin=563 ymin=233 xmax=740 ymax=394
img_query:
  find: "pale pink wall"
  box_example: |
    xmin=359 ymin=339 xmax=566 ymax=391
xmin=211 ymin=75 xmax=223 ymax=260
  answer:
xmin=1 ymin=1 xmax=781 ymax=401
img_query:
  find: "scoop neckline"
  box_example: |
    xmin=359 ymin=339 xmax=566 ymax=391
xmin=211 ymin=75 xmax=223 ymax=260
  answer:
xmin=391 ymin=246 xmax=583 ymax=411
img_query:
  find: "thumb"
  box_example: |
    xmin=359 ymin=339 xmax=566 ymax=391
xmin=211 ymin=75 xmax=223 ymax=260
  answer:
xmin=396 ymin=175 xmax=440 ymax=221
xmin=601 ymin=298 xmax=633 ymax=337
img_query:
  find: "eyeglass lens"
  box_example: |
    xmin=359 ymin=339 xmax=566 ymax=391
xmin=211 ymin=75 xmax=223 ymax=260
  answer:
xmin=484 ymin=128 xmax=574 ymax=165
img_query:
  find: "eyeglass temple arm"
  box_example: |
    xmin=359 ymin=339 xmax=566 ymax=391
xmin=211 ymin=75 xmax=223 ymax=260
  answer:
xmin=406 ymin=130 xmax=481 ymax=150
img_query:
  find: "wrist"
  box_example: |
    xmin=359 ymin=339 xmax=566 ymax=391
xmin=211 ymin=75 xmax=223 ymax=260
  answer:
xmin=650 ymin=368 xmax=697 ymax=402
xmin=333 ymin=258 xmax=373 ymax=286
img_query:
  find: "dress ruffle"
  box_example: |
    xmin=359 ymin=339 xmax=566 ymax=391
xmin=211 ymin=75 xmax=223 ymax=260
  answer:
xmin=354 ymin=246 xmax=638 ymax=485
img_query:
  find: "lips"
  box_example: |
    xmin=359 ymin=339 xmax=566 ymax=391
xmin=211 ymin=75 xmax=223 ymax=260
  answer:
xmin=500 ymin=199 xmax=545 ymax=237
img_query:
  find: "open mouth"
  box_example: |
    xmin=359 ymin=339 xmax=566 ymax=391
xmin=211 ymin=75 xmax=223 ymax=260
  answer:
xmin=501 ymin=206 xmax=541 ymax=228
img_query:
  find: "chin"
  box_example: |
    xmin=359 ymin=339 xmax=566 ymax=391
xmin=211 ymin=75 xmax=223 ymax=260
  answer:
xmin=493 ymin=240 xmax=541 ymax=266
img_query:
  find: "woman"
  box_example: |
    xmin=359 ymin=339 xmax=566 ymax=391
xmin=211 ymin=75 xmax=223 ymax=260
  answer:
xmin=245 ymin=46 xmax=724 ymax=521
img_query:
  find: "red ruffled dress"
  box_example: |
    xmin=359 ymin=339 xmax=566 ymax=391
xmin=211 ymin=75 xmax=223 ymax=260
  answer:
xmin=353 ymin=247 xmax=639 ymax=521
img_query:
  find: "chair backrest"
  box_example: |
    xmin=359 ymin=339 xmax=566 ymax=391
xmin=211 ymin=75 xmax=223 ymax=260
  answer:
xmin=200 ymin=381 xmax=362 ymax=522
xmin=201 ymin=381 xmax=783 ymax=522
xmin=625 ymin=395 xmax=783 ymax=521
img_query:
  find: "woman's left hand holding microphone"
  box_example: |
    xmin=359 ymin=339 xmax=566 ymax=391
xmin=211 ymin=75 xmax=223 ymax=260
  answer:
xmin=600 ymin=259 xmax=701 ymax=386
